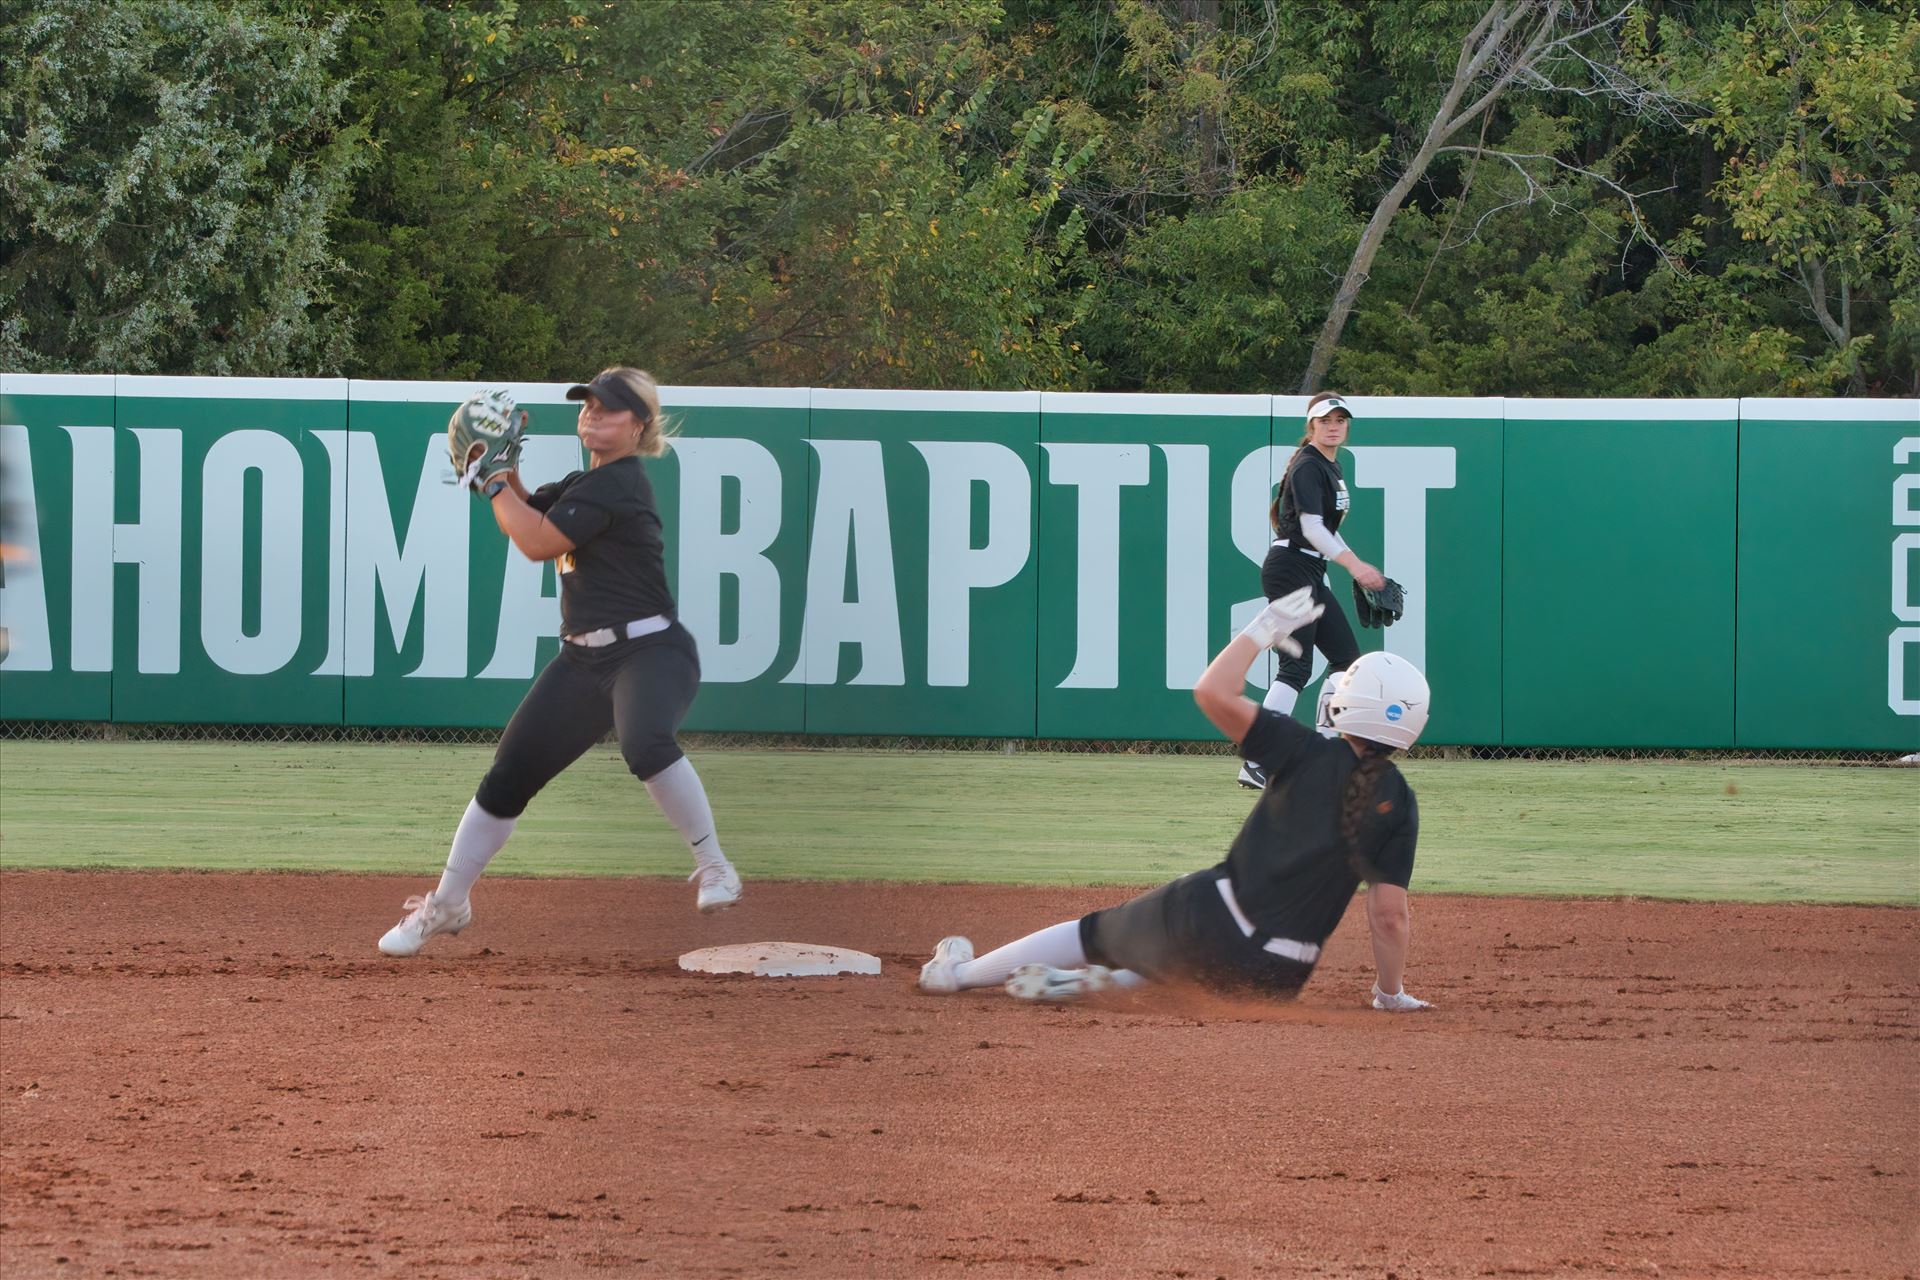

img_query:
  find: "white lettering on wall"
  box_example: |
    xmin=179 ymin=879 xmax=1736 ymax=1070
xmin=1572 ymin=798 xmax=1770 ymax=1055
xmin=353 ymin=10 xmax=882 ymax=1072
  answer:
xmin=1890 ymin=439 xmax=1919 ymax=717
xmin=1161 ymin=443 xmax=1210 ymax=690
xmin=1891 ymin=628 xmax=1920 ymax=717
xmin=0 ymin=423 xmax=53 ymax=671
xmin=913 ymin=440 xmax=1031 ymax=688
xmin=1893 ymin=529 xmax=1920 ymax=716
xmin=1229 ymin=445 xmax=1292 ymax=690
xmin=309 ymin=430 xmax=350 ymax=676
xmin=60 ymin=427 xmax=116 ymax=672
xmin=342 ymin=433 xmax=469 ymax=678
xmin=200 ymin=430 xmax=304 ymax=675
xmin=62 ymin=426 xmax=183 ymax=674
xmin=1896 ymin=532 xmax=1920 ymax=625
xmin=1045 ymin=442 xmax=1150 ymax=689
xmin=782 ymin=439 xmax=903 ymax=686
xmin=120 ymin=429 xmax=185 ymax=675
xmin=674 ymin=437 xmax=785 ymax=683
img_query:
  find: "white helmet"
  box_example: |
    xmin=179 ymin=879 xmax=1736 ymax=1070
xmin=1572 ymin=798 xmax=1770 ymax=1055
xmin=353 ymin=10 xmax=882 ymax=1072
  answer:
xmin=1326 ymin=651 xmax=1431 ymax=750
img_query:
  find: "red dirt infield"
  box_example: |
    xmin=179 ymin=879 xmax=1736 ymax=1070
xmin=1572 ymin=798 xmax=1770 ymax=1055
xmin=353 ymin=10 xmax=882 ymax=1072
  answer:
xmin=1 ymin=871 xmax=1914 ymax=1279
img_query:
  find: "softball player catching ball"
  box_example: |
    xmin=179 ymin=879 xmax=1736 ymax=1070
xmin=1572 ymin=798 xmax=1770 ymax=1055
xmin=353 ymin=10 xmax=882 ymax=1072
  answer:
xmin=1238 ymin=392 xmax=1389 ymax=790
xmin=379 ymin=368 xmax=741 ymax=957
xmin=922 ymin=587 xmax=1433 ymax=1010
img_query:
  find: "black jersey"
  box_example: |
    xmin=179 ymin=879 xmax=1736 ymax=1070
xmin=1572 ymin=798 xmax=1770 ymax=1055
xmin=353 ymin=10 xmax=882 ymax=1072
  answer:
xmin=1225 ymin=707 xmax=1418 ymax=944
xmin=1272 ymin=446 xmax=1350 ymax=549
xmin=529 ymin=456 xmax=676 ymax=635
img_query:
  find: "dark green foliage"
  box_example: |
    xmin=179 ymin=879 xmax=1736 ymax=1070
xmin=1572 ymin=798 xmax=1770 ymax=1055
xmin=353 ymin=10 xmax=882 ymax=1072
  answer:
xmin=0 ymin=0 xmax=361 ymax=373
xmin=3 ymin=0 xmax=1912 ymax=394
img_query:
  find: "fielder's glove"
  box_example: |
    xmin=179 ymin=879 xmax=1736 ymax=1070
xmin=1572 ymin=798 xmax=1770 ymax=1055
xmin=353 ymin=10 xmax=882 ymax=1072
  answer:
xmin=1240 ymin=586 xmax=1324 ymax=657
xmin=1370 ymin=984 xmax=1432 ymax=1012
xmin=1352 ymin=577 xmax=1406 ymax=628
xmin=447 ymin=389 xmax=527 ymax=496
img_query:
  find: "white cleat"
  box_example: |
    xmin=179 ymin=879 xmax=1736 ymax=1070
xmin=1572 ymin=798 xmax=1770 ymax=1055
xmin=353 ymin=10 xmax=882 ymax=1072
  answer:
xmin=918 ymin=936 xmax=974 ymax=994
xmin=1236 ymin=762 xmax=1268 ymax=790
xmin=377 ymin=892 xmax=472 ymax=957
xmin=690 ymin=860 xmax=743 ymax=914
xmin=1370 ymin=985 xmax=1433 ymax=1012
xmin=1006 ymin=964 xmax=1115 ymax=1003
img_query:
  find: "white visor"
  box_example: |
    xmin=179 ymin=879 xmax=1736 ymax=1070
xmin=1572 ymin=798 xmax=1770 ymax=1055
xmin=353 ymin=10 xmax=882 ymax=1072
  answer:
xmin=1308 ymin=396 xmax=1354 ymax=420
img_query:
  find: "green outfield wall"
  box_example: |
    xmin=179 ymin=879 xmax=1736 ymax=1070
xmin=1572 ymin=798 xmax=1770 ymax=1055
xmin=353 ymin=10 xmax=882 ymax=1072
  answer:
xmin=1 ymin=376 xmax=1914 ymax=750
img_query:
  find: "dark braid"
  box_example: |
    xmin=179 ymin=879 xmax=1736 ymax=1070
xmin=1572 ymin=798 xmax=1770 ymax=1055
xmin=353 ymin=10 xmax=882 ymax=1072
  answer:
xmin=1340 ymin=741 xmax=1398 ymax=881
xmin=1269 ymin=443 xmax=1308 ymax=533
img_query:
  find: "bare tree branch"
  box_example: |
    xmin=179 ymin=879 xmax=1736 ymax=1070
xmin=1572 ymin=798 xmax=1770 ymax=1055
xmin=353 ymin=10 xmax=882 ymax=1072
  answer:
xmin=1449 ymin=1 xmax=1508 ymax=89
xmin=1434 ymin=145 xmax=1682 ymax=270
xmin=687 ymin=108 xmax=792 ymax=176
xmin=1299 ymin=0 xmax=1698 ymax=392
xmin=1411 ymin=109 xmax=1494 ymax=314
xmin=1444 ymin=2 xmax=1563 ymax=136
xmin=1795 ymin=251 xmax=1849 ymax=349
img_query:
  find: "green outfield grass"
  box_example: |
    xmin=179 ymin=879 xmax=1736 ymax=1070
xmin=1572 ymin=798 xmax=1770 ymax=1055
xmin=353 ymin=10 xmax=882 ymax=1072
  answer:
xmin=0 ymin=741 xmax=1914 ymax=904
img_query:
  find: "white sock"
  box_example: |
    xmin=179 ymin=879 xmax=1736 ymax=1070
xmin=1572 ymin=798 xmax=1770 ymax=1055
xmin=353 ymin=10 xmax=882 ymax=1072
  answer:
xmin=1261 ymin=682 xmax=1300 ymax=715
xmin=644 ymin=757 xmax=727 ymax=870
xmin=953 ymin=921 xmax=1087 ymax=990
xmin=434 ymin=799 xmax=518 ymax=904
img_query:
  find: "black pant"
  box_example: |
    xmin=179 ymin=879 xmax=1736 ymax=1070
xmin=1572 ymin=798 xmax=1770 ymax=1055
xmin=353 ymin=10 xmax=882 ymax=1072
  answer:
xmin=1079 ymin=870 xmax=1317 ymax=998
xmin=1260 ymin=545 xmax=1360 ymax=693
xmin=475 ymin=622 xmax=701 ymax=819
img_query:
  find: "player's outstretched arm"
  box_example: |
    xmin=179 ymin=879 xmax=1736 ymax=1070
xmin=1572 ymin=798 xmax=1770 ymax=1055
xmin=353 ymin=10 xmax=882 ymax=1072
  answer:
xmin=1195 ymin=588 xmax=1325 ymax=741
xmin=1194 ymin=633 xmax=1264 ymax=742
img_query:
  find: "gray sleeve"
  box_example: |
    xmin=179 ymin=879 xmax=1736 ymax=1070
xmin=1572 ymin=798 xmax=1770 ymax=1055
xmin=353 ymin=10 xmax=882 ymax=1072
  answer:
xmin=1300 ymin=513 xmax=1350 ymax=559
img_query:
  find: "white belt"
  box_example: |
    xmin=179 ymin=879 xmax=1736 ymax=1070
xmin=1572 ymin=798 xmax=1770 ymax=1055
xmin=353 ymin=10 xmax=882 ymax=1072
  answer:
xmin=1214 ymin=875 xmax=1321 ymax=964
xmin=1271 ymin=538 xmax=1324 ymax=561
xmin=563 ymin=615 xmax=670 ymax=647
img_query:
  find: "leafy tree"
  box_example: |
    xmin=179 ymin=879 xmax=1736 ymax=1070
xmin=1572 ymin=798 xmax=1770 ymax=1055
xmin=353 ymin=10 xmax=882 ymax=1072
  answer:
xmin=5 ymin=0 xmax=1908 ymax=397
xmin=1669 ymin=0 xmax=1919 ymax=394
xmin=320 ymin=0 xmax=590 ymax=380
xmin=321 ymin=0 xmax=1093 ymax=388
xmin=1333 ymin=117 xmax=1652 ymax=397
xmin=1299 ymin=0 xmax=1688 ymax=393
xmin=986 ymin=0 xmax=1384 ymax=387
xmin=0 ymin=0 xmax=360 ymax=374
xmin=1080 ymin=176 xmax=1358 ymax=392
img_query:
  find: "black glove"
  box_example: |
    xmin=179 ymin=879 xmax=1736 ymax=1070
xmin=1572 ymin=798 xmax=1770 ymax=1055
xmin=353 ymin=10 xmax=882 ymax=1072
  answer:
xmin=1352 ymin=577 xmax=1405 ymax=628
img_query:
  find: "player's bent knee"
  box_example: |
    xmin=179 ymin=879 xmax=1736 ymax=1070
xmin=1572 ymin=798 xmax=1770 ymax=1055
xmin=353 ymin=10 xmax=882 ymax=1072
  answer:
xmin=474 ymin=773 xmax=535 ymax=820
xmin=624 ymin=742 xmax=684 ymax=782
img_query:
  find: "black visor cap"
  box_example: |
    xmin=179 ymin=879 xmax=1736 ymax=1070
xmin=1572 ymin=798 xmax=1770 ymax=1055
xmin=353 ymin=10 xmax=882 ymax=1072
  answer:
xmin=565 ymin=371 xmax=652 ymax=421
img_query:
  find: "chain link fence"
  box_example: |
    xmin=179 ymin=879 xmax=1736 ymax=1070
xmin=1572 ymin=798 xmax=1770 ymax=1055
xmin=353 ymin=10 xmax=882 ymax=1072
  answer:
xmin=1 ymin=719 xmax=1911 ymax=765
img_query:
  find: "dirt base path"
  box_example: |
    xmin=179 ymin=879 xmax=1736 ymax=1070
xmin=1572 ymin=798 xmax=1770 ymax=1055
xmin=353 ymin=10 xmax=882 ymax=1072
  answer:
xmin=2 ymin=872 xmax=1914 ymax=1278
